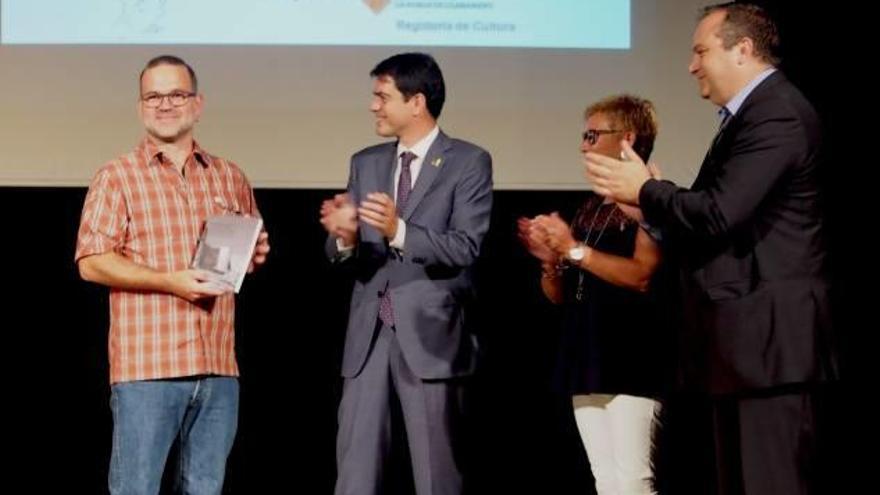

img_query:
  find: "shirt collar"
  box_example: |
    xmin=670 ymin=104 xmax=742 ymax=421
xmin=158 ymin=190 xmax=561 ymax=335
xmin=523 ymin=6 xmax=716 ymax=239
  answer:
xmin=396 ymin=125 xmax=440 ymax=160
xmin=137 ymin=137 xmax=212 ymax=168
xmin=723 ymin=67 xmax=776 ymax=117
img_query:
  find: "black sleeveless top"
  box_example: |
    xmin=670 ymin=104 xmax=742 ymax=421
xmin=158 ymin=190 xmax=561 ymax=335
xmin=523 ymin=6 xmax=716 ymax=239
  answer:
xmin=557 ymin=193 xmax=672 ymax=398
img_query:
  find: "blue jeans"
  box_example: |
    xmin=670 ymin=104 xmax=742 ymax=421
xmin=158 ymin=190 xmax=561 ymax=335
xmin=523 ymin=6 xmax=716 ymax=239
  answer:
xmin=109 ymin=376 xmax=239 ymax=495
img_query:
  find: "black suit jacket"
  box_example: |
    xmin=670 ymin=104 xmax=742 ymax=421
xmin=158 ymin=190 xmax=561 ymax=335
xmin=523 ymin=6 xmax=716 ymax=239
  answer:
xmin=640 ymin=71 xmax=837 ymax=395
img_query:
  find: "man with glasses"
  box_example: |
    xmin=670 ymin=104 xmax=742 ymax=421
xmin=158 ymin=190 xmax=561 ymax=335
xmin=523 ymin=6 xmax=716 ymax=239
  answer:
xmin=585 ymin=4 xmax=836 ymax=493
xmin=75 ymin=55 xmax=269 ymax=494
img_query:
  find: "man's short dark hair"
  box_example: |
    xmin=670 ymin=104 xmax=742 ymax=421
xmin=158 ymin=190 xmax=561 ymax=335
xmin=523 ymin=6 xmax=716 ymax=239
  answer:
xmin=140 ymin=55 xmax=198 ymax=94
xmin=371 ymin=53 xmax=446 ymax=120
xmin=701 ymin=2 xmax=781 ymax=66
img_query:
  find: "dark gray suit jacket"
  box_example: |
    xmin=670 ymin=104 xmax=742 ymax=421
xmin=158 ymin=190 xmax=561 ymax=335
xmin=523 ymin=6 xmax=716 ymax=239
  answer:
xmin=327 ymin=131 xmax=493 ymax=380
xmin=640 ymin=72 xmax=837 ymax=395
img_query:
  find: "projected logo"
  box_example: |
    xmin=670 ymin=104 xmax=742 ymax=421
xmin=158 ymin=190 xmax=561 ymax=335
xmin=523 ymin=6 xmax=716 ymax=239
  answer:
xmin=363 ymin=0 xmax=390 ymax=14
xmin=117 ymin=0 xmax=168 ymax=34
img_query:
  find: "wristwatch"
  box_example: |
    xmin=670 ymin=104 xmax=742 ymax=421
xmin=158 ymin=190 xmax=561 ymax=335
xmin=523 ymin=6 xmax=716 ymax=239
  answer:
xmin=566 ymin=243 xmax=586 ymax=264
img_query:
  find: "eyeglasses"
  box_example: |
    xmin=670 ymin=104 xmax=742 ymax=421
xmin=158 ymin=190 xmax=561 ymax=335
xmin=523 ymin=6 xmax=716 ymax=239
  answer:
xmin=140 ymin=91 xmax=196 ymax=108
xmin=582 ymin=129 xmax=623 ymax=145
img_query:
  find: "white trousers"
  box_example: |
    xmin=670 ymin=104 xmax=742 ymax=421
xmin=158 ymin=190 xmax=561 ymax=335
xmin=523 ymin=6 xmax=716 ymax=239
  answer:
xmin=572 ymin=394 xmax=661 ymax=495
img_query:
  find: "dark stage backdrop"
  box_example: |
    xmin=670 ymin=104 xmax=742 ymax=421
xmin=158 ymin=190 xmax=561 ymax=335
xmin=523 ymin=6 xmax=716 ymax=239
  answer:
xmin=5 ymin=188 xmax=602 ymax=493
xmin=3 ymin=185 xmax=856 ymax=494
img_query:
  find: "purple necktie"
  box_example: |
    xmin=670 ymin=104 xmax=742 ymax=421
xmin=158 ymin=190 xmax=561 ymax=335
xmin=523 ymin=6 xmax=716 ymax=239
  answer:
xmin=378 ymin=151 xmax=417 ymax=327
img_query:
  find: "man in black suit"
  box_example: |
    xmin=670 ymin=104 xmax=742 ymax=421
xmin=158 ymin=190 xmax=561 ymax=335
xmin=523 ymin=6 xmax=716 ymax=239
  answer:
xmin=320 ymin=53 xmax=493 ymax=495
xmin=585 ymin=4 xmax=836 ymax=494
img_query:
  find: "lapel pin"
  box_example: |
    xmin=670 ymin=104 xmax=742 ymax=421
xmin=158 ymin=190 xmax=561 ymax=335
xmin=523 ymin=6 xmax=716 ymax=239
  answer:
xmin=431 ymin=157 xmax=443 ymax=168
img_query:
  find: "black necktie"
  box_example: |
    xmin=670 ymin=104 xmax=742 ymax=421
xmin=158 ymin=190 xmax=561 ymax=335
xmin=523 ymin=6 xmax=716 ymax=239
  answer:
xmin=718 ymin=106 xmax=732 ymax=130
xmin=709 ymin=106 xmax=732 ymax=151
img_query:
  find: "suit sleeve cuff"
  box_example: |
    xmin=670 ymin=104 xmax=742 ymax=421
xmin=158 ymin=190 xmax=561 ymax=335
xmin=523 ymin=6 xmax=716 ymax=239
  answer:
xmin=389 ymin=219 xmax=406 ymax=250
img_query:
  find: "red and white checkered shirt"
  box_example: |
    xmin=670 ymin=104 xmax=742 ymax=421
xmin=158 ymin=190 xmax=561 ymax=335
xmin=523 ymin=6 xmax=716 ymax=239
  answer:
xmin=75 ymin=138 xmax=260 ymax=384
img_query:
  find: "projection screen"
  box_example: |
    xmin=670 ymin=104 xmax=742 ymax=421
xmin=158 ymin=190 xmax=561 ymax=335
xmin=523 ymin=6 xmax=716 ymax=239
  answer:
xmin=0 ymin=0 xmax=714 ymax=189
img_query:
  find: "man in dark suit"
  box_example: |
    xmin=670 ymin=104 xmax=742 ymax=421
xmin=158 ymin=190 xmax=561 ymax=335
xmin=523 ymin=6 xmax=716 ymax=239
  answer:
xmin=320 ymin=52 xmax=493 ymax=495
xmin=585 ymin=4 xmax=836 ymax=494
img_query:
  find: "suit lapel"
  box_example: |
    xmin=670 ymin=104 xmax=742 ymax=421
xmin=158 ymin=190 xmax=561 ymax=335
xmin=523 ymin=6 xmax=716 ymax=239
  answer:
xmin=355 ymin=143 xmax=397 ymax=245
xmin=402 ymin=131 xmax=451 ymax=220
xmin=694 ymin=118 xmax=735 ymax=188
xmin=375 ymin=143 xmax=397 ymax=198
xmin=693 ymin=72 xmax=785 ymax=190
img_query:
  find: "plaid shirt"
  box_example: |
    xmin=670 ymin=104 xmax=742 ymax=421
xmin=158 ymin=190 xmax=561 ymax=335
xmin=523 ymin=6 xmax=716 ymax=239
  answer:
xmin=75 ymin=138 xmax=260 ymax=384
